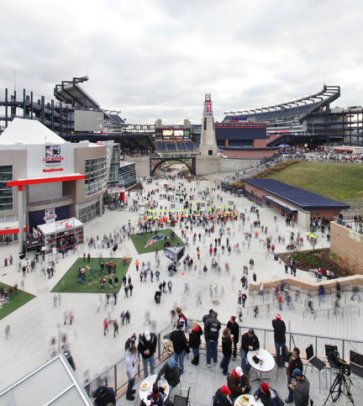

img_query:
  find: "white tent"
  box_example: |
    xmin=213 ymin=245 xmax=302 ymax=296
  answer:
xmin=38 ymin=218 xmax=83 ymax=237
xmin=0 ymin=118 xmax=66 ymax=145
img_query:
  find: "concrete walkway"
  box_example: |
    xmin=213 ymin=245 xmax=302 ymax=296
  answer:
xmin=0 ymin=176 xmax=361 ymax=396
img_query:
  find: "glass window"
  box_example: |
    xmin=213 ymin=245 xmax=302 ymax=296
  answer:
xmin=84 ymin=157 xmax=108 ymax=196
xmin=119 ymin=163 xmax=136 ymax=189
xmin=0 ymin=165 xmax=13 ymax=211
xmin=79 ymin=200 xmax=101 ymax=223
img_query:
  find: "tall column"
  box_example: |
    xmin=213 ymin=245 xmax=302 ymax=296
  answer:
xmin=199 ymin=94 xmax=218 ymax=156
xmin=17 ymin=186 xmax=24 ymax=256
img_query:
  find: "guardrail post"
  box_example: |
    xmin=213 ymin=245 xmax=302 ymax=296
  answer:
xmin=264 ymin=329 xmax=266 ymax=348
xmin=315 ymin=336 xmax=318 ymax=355
xmin=114 ymin=364 xmax=117 ymax=391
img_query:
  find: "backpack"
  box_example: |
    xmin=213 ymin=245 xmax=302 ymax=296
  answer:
xmin=125 ymin=334 xmax=136 ymax=351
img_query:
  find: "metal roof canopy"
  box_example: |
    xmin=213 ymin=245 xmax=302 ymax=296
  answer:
xmin=265 ymin=195 xmax=298 ymax=213
xmin=244 ymin=178 xmax=350 ymax=210
xmin=0 ymin=354 xmax=92 ymax=406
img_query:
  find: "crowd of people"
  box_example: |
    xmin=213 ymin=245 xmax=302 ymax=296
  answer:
xmin=3 ymin=170 xmax=355 ymax=406
xmin=99 ymin=307 xmax=312 ymax=406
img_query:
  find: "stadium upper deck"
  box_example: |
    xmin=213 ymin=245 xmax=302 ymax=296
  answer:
xmin=224 ymin=85 xmax=348 ymax=146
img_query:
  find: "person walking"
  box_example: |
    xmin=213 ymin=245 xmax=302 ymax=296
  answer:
xmin=113 ymin=320 xmax=119 ymax=338
xmin=137 ymin=330 xmax=157 ymax=377
xmin=272 ymin=313 xmax=286 ymax=367
xmin=204 ymin=311 xmax=221 ymax=368
xmin=125 ymin=339 xmax=138 ymax=401
xmin=220 ymin=328 xmax=232 ymax=376
xmin=277 ymin=293 xmax=283 ymax=311
xmin=227 ymin=315 xmax=240 ymax=360
xmin=188 ymin=321 xmax=203 ymax=365
xmin=103 ymin=318 xmax=109 ymax=336
xmin=5 ymin=324 xmax=11 ymax=340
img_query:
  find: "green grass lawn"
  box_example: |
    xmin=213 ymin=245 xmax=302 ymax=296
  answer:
xmin=130 ymin=228 xmax=184 ymax=254
xmin=0 ymin=282 xmax=35 ymax=320
xmin=51 ymin=257 xmax=130 ymax=294
xmin=266 ymin=161 xmax=363 ymax=202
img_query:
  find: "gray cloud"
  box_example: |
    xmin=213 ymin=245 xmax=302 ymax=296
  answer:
xmin=0 ymin=0 xmax=362 ymax=123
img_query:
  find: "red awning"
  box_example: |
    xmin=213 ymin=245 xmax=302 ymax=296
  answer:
xmin=0 ymin=226 xmax=27 ymax=235
xmin=7 ymin=174 xmax=85 ymax=187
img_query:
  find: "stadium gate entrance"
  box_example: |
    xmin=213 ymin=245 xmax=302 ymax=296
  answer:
xmin=149 ymin=154 xmax=196 ymax=176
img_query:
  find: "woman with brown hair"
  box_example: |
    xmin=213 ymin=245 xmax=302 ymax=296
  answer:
xmin=220 ymin=327 xmax=232 ymax=375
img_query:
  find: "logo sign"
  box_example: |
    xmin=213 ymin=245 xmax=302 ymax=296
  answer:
xmin=144 ymin=233 xmax=165 ymax=248
xmin=44 ymin=208 xmax=57 ymax=223
xmin=44 ymin=145 xmax=63 ymax=164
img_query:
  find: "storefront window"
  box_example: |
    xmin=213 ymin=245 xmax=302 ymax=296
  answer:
xmin=79 ymin=200 xmax=101 ymax=223
xmin=0 ymin=165 xmax=13 ymax=211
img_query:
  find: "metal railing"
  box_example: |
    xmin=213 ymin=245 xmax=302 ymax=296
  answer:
xmin=84 ymin=323 xmax=173 ymax=398
xmin=84 ymin=319 xmax=363 ymax=399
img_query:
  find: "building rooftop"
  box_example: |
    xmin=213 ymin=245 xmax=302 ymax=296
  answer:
xmin=244 ymin=178 xmax=350 ymax=210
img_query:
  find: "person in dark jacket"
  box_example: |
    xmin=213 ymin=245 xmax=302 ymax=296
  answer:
xmin=272 ymin=313 xmax=286 ymax=367
xmin=254 ymin=382 xmax=279 ymax=406
xmin=93 ymin=385 xmax=116 ymax=406
xmin=226 ymin=315 xmax=240 ymax=360
xmin=204 ymin=311 xmax=221 ymax=367
xmin=289 ymin=368 xmax=310 ymax=406
xmin=285 ymin=347 xmax=303 ymax=403
xmin=213 ymin=385 xmax=232 ymax=406
xmin=227 ymin=366 xmax=251 ymax=402
xmin=189 ymin=321 xmax=203 ymax=365
xmin=156 ymin=357 xmax=180 ymax=391
xmin=220 ymin=328 xmax=232 ymax=375
xmin=138 ymin=330 xmax=157 ymax=377
xmin=241 ymin=329 xmax=259 ymax=374
xmin=169 ymin=323 xmax=189 ymax=374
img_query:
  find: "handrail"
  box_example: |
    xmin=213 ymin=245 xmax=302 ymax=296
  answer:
xmin=84 ymin=319 xmax=363 ymax=399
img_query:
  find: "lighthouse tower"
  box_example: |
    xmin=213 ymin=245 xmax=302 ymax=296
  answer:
xmin=199 ymin=94 xmax=218 ymax=156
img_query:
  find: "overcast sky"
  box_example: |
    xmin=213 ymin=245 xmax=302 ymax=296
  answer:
xmin=0 ymin=0 xmax=362 ymax=123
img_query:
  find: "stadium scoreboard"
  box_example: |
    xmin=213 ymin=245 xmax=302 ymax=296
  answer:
xmin=156 ymin=127 xmax=191 ymax=142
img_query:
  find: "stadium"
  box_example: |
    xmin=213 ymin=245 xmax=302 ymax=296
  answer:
xmin=224 ymin=85 xmax=363 ymax=148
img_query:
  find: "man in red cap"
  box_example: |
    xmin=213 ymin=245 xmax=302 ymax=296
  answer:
xmin=272 ymin=313 xmax=286 ymax=368
xmin=254 ymin=382 xmax=280 ymax=405
xmin=213 ymin=385 xmax=232 ymax=406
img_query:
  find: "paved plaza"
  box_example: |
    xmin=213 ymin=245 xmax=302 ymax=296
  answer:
xmin=0 ymin=175 xmax=362 ymax=404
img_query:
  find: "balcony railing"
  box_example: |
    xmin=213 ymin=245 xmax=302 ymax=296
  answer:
xmin=83 ymin=320 xmax=363 ymax=399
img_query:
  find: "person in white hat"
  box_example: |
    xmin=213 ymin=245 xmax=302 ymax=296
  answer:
xmin=138 ymin=330 xmax=157 ymax=376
